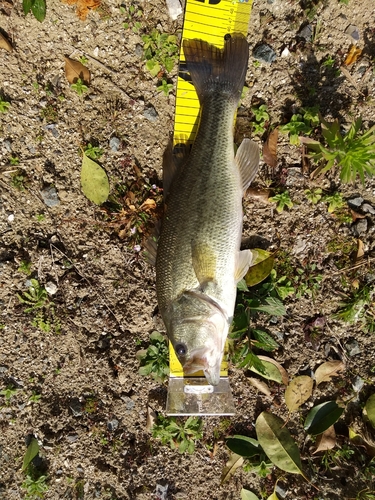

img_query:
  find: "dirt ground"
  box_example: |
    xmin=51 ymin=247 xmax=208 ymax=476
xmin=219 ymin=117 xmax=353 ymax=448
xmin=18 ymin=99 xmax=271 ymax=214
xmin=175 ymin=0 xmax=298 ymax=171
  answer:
xmin=1 ymin=0 xmax=375 ymax=498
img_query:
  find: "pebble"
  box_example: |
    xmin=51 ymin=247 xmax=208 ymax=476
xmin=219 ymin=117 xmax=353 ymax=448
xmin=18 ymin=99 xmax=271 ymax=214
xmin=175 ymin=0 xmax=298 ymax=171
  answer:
xmin=69 ymin=398 xmax=83 ymax=417
xmin=45 ymin=282 xmax=58 ymax=295
xmin=276 ymin=484 xmax=287 ymax=499
xmin=155 ymin=483 xmax=168 ymax=500
xmin=298 ymin=24 xmax=313 ymax=42
xmin=362 ymin=203 xmax=375 ymax=215
xmin=41 ymin=186 xmax=60 ymax=207
xmin=166 ymin=0 xmax=182 ymax=20
xmin=3 ymin=140 xmax=12 ymax=152
xmin=109 ymin=136 xmax=121 ymax=152
xmin=252 ymin=44 xmax=276 ymax=64
xmin=44 ymin=124 xmax=59 ymax=138
xmin=351 ymin=218 xmax=368 ymax=237
xmin=66 ymin=434 xmax=79 ymax=443
xmin=143 ymin=105 xmax=159 ymax=122
xmin=345 ymin=24 xmax=360 ymax=42
xmin=121 ymin=396 xmax=135 ymax=411
xmin=347 ymin=196 xmax=364 ymax=209
xmin=345 ymin=339 xmax=361 ymax=357
xmin=352 ymin=375 xmax=364 ymax=392
xmin=134 ymin=44 xmax=143 ymax=58
xmin=107 ymin=419 xmax=119 ymax=432
xmin=7 ymin=214 xmax=14 ymax=223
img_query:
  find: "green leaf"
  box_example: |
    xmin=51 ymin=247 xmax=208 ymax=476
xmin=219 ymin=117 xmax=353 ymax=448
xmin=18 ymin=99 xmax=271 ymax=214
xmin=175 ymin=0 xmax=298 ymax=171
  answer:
xmin=249 ymin=357 xmax=287 ymax=384
xmin=81 ymin=153 xmax=109 ymax=205
xmin=31 ymin=0 xmax=46 ymax=21
xmin=22 ymin=437 xmax=40 ymax=471
xmin=245 ymin=252 xmax=274 ymax=287
xmin=267 ymin=492 xmax=279 ymax=500
xmin=251 ymin=296 xmax=286 ymax=316
xmin=365 ymin=394 xmax=375 ymax=428
xmin=226 ymin=435 xmax=261 ymax=458
xmin=220 ymin=453 xmax=244 ymax=484
xmin=304 ymin=401 xmax=344 ymax=435
xmin=255 ymin=412 xmax=303 ymax=475
xmin=23 ymin=0 xmax=32 ymax=14
xmin=241 ymin=489 xmax=260 ymax=500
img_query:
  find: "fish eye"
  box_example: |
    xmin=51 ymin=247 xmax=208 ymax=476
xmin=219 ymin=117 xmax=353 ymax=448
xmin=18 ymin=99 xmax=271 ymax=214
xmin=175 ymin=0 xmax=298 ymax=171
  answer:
xmin=175 ymin=343 xmax=187 ymax=357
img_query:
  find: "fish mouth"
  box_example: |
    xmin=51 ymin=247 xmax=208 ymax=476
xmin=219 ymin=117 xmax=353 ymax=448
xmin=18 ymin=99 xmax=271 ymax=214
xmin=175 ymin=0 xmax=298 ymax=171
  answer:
xmin=182 ymin=346 xmax=223 ymax=386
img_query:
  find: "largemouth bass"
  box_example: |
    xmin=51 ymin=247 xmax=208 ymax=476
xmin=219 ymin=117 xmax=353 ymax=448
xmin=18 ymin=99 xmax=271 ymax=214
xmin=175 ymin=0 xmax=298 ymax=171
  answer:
xmin=155 ymin=34 xmax=260 ymax=385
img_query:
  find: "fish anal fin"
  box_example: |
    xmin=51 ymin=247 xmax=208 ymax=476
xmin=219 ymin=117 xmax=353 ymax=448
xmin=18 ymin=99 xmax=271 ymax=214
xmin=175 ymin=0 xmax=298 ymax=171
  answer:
xmin=191 ymin=242 xmax=217 ymax=287
xmin=235 ymin=138 xmax=260 ymax=191
xmin=235 ymin=249 xmax=253 ymax=282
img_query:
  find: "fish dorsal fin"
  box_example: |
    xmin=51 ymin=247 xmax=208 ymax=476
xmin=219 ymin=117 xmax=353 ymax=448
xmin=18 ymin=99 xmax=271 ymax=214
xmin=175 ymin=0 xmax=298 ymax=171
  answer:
xmin=235 ymin=249 xmax=253 ymax=282
xmin=235 ymin=138 xmax=260 ymax=191
xmin=191 ymin=242 xmax=217 ymax=287
xmin=162 ymin=137 xmax=190 ymax=201
xmin=143 ymin=221 xmax=161 ymax=266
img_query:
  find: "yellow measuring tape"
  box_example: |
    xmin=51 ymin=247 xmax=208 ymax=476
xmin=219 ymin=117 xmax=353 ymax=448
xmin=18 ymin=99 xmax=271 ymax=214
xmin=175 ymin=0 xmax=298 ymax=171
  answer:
xmin=173 ymin=0 xmax=254 ymax=147
xmin=169 ymin=0 xmax=254 ymax=378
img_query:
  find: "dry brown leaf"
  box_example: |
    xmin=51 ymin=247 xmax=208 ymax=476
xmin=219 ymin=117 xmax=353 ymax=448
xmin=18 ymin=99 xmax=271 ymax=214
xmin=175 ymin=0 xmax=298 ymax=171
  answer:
xmin=258 ymin=355 xmax=289 ymax=385
xmin=262 ymin=128 xmax=278 ymax=168
xmin=285 ymin=375 xmax=313 ymax=413
xmin=350 ymin=209 xmax=366 ymax=221
xmin=64 ymin=57 xmax=91 ymax=84
xmin=344 ymin=45 xmax=362 ymax=66
xmin=140 ymin=198 xmax=157 ymax=211
xmin=246 ymin=187 xmax=271 ymax=203
xmin=315 ymin=360 xmax=345 ymax=386
xmin=146 ymin=406 xmax=157 ymax=433
xmin=340 ymin=65 xmax=363 ymax=94
xmin=356 ymin=239 xmax=364 ymax=261
xmin=247 ymin=377 xmax=272 ymax=397
xmin=61 ymin=0 xmax=101 ymax=20
xmin=313 ymin=425 xmax=336 ymax=454
xmin=0 ymin=32 xmax=12 ymax=52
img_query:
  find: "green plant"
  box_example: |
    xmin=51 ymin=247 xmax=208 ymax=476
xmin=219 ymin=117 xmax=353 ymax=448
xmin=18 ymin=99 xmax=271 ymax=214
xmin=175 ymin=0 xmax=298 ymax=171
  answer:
xmin=18 ymin=260 xmax=32 ymax=274
xmin=9 ymin=155 xmax=20 ymax=166
xmin=84 ymin=142 xmax=104 ymax=160
xmin=305 ymin=187 xmax=323 ymax=204
xmin=18 ymin=279 xmax=60 ymax=334
xmin=0 ymin=98 xmax=10 ymax=113
xmin=321 ymin=55 xmax=336 ymax=68
xmin=269 ymin=190 xmax=294 ymax=212
xmin=334 ymin=283 xmax=375 ymax=330
xmin=120 ymin=4 xmax=143 ymax=33
xmin=294 ymin=264 xmax=323 ymax=299
xmin=29 ymin=392 xmax=42 ymax=404
xmin=21 ymin=474 xmax=49 ymax=499
xmin=142 ymin=29 xmax=179 ymax=77
xmin=0 ymin=386 xmax=18 ymax=406
xmin=157 ymin=78 xmax=174 ymax=96
xmin=152 ymin=415 xmax=203 ymax=454
xmin=251 ymin=104 xmax=269 ymax=136
xmin=136 ymin=331 xmax=169 ymax=382
xmin=22 ymin=0 xmax=46 ymax=22
xmin=11 ymin=170 xmax=28 ymax=190
xmin=71 ymin=78 xmax=88 ymax=96
xmin=322 ymin=191 xmax=346 ymax=213
xmin=303 ymin=116 xmax=375 ymax=184
xmin=79 ymin=55 xmax=89 ymax=65
xmin=280 ymin=113 xmax=313 ymax=145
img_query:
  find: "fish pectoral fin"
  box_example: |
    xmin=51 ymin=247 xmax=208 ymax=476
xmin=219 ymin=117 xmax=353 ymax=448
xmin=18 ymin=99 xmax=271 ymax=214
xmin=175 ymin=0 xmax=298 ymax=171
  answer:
xmin=191 ymin=242 xmax=217 ymax=287
xmin=235 ymin=249 xmax=253 ymax=282
xmin=235 ymin=138 xmax=260 ymax=191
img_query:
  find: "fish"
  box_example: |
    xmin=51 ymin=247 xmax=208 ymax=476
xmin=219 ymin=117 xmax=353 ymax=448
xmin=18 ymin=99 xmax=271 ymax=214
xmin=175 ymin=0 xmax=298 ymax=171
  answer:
xmin=155 ymin=34 xmax=260 ymax=386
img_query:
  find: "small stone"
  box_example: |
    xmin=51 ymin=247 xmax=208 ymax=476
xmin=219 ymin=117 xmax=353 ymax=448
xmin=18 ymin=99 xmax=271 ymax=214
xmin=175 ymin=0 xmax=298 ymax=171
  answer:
xmin=275 ymin=484 xmax=287 ymax=499
xmin=281 ymin=47 xmax=290 ymax=58
xmin=41 ymin=186 xmax=60 ymax=207
xmin=44 ymin=124 xmax=59 ymax=138
xmin=3 ymin=140 xmax=12 ymax=152
xmin=7 ymin=214 xmax=14 ymax=223
xmin=69 ymin=398 xmax=83 ymax=417
xmin=345 ymin=24 xmax=360 ymax=41
xmin=107 ymin=419 xmax=119 ymax=432
xmin=45 ymin=282 xmax=58 ymax=295
xmin=352 ymin=375 xmax=364 ymax=392
xmin=109 ymin=136 xmax=121 ymax=152
xmin=347 ymin=196 xmax=364 ymax=209
xmin=121 ymin=396 xmax=135 ymax=411
xmin=253 ymin=44 xmax=276 ymax=64
xmin=166 ymin=0 xmax=182 ymax=20
xmin=362 ymin=203 xmax=375 ymax=215
xmin=155 ymin=483 xmax=168 ymax=500
xmin=93 ymin=47 xmax=99 ymax=57
xmin=298 ymin=24 xmax=313 ymax=42
xmin=143 ymin=105 xmax=159 ymax=122
xmin=134 ymin=44 xmax=143 ymax=58
xmin=66 ymin=434 xmax=79 ymax=443
xmin=351 ymin=218 xmax=368 ymax=237
xmin=345 ymin=339 xmax=361 ymax=357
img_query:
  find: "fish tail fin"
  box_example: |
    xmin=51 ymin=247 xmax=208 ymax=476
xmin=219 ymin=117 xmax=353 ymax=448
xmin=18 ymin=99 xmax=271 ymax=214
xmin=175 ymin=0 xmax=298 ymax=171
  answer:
xmin=182 ymin=34 xmax=249 ymax=104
